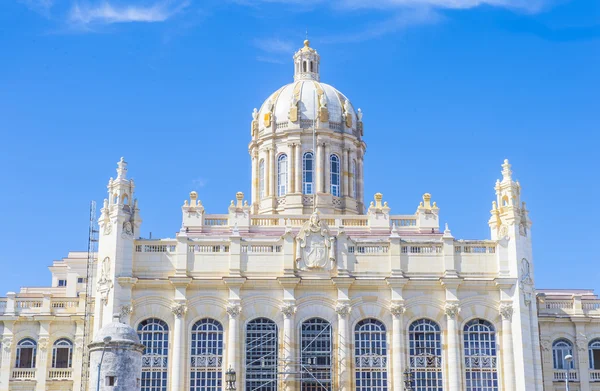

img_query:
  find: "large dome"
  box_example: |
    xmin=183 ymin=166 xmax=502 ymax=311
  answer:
xmin=257 ymin=80 xmax=361 ymax=137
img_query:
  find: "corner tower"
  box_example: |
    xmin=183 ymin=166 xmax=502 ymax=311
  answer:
xmin=249 ymin=40 xmax=366 ymax=215
xmin=94 ymin=158 xmax=142 ymax=332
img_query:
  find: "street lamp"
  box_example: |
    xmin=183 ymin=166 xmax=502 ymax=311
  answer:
xmin=96 ymin=336 xmax=112 ymax=391
xmin=564 ymin=354 xmax=573 ymax=391
xmin=403 ymin=367 xmax=414 ymax=391
xmin=226 ymin=366 xmax=237 ymax=390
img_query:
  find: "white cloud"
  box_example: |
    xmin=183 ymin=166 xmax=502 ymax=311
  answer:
xmin=18 ymin=0 xmax=54 ymax=17
xmin=336 ymin=0 xmax=548 ymax=13
xmin=252 ymin=38 xmax=295 ymax=54
xmin=69 ymin=1 xmax=189 ymax=25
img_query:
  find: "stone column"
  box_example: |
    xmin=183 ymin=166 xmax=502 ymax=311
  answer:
xmin=357 ymin=153 xmax=363 ymax=203
xmin=390 ymin=303 xmax=405 ymax=391
xmin=324 ymin=144 xmax=331 ymax=194
xmin=226 ymin=302 xmax=241 ymax=379
xmin=269 ymin=148 xmax=275 ymax=197
xmin=345 ymin=149 xmax=351 ymax=197
xmin=295 ymin=144 xmax=302 ymax=193
xmin=72 ymin=320 xmax=85 ymax=391
xmin=251 ymin=150 xmax=258 ymax=203
xmin=340 ymin=147 xmax=347 ymax=197
xmin=316 ymin=143 xmax=323 ymax=193
xmin=281 ymin=303 xmax=297 ymax=391
xmin=336 ymin=302 xmax=351 ymax=391
xmin=289 ymin=143 xmax=295 ymax=195
xmin=575 ymin=322 xmax=591 ymax=391
xmin=499 ymin=303 xmax=515 ymax=391
xmin=445 ymin=302 xmax=461 ymax=391
xmin=170 ymin=302 xmax=187 ymax=391
xmin=0 ymin=321 xmax=15 ymax=389
xmin=35 ymin=321 xmax=51 ymax=391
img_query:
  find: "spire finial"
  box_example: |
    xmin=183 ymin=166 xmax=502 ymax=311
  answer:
xmin=116 ymin=157 xmax=127 ymax=180
xmin=501 ymin=159 xmax=512 ymax=181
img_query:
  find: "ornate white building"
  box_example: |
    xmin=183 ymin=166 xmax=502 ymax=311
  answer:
xmin=1 ymin=40 xmax=599 ymax=391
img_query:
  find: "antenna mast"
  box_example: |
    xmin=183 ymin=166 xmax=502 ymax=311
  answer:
xmin=80 ymin=200 xmax=98 ymax=391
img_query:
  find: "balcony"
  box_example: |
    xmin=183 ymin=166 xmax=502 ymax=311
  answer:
xmin=553 ymin=370 xmax=578 ymax=381
xmin=590 ymin=370 xmax=600 ymax=381
xmin=11 ymin=368 xmax=36 ymax=380
xmin=48 ymin=368 xmax=73 ymax=380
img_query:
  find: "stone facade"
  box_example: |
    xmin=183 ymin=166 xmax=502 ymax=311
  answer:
xmin=0 ymin=40 xmax=599 ymax=391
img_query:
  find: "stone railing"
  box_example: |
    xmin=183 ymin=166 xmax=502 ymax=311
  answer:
xmin=539 ymin=296 xmax=600 ymax=316
xmin=553 ymin=370 xmax=578 ymax=381
xmin=0 ymin=296 xmax=84 ymax=316
xmin=135 ymin=242 xmax=177 ymax=253
xmin=11 ymin=368 xmax=36 ymax=380
xmin=48 ymin=368 xmax=73 ymax=380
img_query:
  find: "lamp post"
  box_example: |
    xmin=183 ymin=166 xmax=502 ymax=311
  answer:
xmin=564 ymin=354 xmax=573 ymax=391
xmin=403 ymin=367 xmax=414 ymax=391
xmin=226 ymin=366 xmax=237 ymax=390
xmin=96 ymin=336 xmax=112 ymax=391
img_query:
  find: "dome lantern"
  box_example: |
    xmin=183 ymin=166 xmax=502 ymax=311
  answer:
xmin=294 ymin=40 xmax=320 ymax=82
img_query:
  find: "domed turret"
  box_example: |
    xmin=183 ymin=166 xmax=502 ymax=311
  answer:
xmin=249 ymin=40 xmax=366 ymax=215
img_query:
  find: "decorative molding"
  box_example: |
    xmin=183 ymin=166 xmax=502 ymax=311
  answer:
xmin=540 ymin=338 xmax=552 ymax=352
xmin=499 ymin=303 xmax=514 ymax=321
xmin=122 ymin=221 xmax=134 ymax=238
xmin=295 ymin=212 xmax=336 ymax=271
xmin=38 ymin=337 xmax=49 ymax=351
xmin=120 ymin=304 xmax=133 ymax=319
xmin=226 ymin=303 xmax=242 ymax=318
xmin=576 ymin=338 xmax=588 ymax=352
xmin=389 ymin=303 xmax=406 ymax=318
xmin=171 ymin=303 xmax=187 ymax=319
xmin=97 ymin=256 xmax=113 ymax=306
xmin=444 ymin=302 xmax=460 ymax=319
xmin=335 ymin=303 xmax=352 ymax=318
xmin=74 ymin=337 xmax=84 ymax=352
xmin=281 ymin=303 xmax=297 ymax=319
xmin=2 ymin=337 xmax=12 ymax=352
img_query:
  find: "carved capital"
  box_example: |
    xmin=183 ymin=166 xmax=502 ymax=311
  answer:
xmin=2 ymin=337 xmax=12 ymax=352
xmin=335 ymin=303 xmax=351 ymax=318
xmin=499 ymin=303 xmax=514 ymax=321
xmin=38 ymin=337 xmax=49 ymax=351
xmin=281 ymin=303 xmax=297 ymax=319
xmin=226 ymin=303 xmax=242 ymax=318
xmin=171 ymin=303 xmax=187 ymax=319
xmin=75 ymin=337 xmax=84 ymax=352
xmin=577 ymin=338 xmax=588 ymax=352
xmin=389 ymin=303 xmax=405 ymax=318
xmin=120 ymin=304 xmax=133 ymax=319
xmin=444 ymin=302 xmax=460 ymax=319
xmin=541 ymin=338 xmax=552 ymax=352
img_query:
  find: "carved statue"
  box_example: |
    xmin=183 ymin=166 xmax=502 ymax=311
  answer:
xmin=319 ymin=93 xmax=327 ymax=108
xmin=252 ymin=108 xmax=258 ymax=121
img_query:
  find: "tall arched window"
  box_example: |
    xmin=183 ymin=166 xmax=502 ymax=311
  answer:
xmin=301 ymin=318 xmax=332 ymax=391
xmin=190 ymin=319 xmax=224 ymax=391
xmin=303 ymin=152 xmax=314 ymax=195
xmin=246 ymin=318 xmax=278 ymax=391
xmin=330 ymin=154 xmax=340 ymax=197
xmin=409 ymin=319 xmax=443 ymax=390
xmin=15 ymin=338 xmax=36 ymax=368
xmin=589 ymin=340 xmax=600 ymax=369
xmin=259 ymin=159 xmax=265 ymax=199
xmin=463 ymin=319 xmax=498 ymax=391
xmin=355 ymin=319 xmax=388 ymax=391
xmin=351 ymin=159 xmax=357 ymax=198
xmin=553 ymin=339 xmax=574 ymax=370
xmin=278 ymin=154 xmax=288 ymax=197
xmin=51 ymin=339 xmax=73 ymax=369
xmin=138 ymin=318 xmax=169 ymax=391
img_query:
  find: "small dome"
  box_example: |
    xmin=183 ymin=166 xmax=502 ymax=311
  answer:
xmin=94 ymin=318 xmax=140 ymax=344
xmin=258 ymin=80 xmax=360 ymax=136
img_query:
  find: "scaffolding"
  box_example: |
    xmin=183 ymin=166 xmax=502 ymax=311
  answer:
xmin=80 ymin=200 xmax=98 ymax=391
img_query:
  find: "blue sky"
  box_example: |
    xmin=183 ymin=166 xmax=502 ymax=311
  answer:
xmin=0 ymin=0 xmax=598 ymax=294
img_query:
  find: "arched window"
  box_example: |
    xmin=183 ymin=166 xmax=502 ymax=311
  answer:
xmin=303 ymin=61 xmax=307 ymax=72
xmin=303 ymin=152 xmax=314 ymax=195
xmin=355 ymin=319 xmax=388 ymax=391
xmin=409 ymin=319 xmax=443 ymax=390
xmin=589 ymin=340 xmax=600 ymax=369
xmin=259 ymin=159 xmax=265 ymax=199
xmin=278 ymin=154 xmax=288 ymax=197
xmin=301 ymin=318 xmax=332 ymax=391
xmin=351 ymin=159 xmax=357 ymax=198
xmin=553 ymin=339 xmax=574 ymax=370
xmin=15 ymin=338 xmax=36 ymax=368
xmin=190 ymin=319 xmax=224 ymax=391
xmin=246 ymin=318 xmax=278 ymax=391
xmin=330 ymin=154 xmax=340 ymax=197
xmin=138 ymin=319 xmax=169 ymax=391
xmin=463 ymin=319 xmax=498 ymax=391
xmin=310 ymin=61 xmax=314 ymax=72
xmin=51 ymin=338 xmax=73 ymax=369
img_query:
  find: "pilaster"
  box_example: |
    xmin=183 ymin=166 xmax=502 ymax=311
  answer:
xmin=35 ymin=319 xmax=51 ymax=391
xmin=0 ymin=320 xmax=15 ymax=390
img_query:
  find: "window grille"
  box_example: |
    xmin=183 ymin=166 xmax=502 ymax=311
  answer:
xmin=301 ymin=318 xmax=332 ymax=391
xmin=354 ymin=319 xmax=388 ymax=391
xmin=463 ymin=319 xmax=498 ymax=391
xmin=246 ymin=318 xmax=278 ymax=391
xmin=190 ymin=319 xmax=224 ymax=391
xmin=138 ymin=319 xmax=169 ymax=391
xmin=52 ymin=338 xmax=73 ymax=369
xmin=409 ymin=319 xmax=443 ymax=391
xmin=330 ymin=155 xmax=340 ymax=197
xmin=303 ymin=152 xmax=314 ymax=195
xmin=278 ymin=154 xmax=288 ymax=197
xmin=553 ymin=339 xmax=574 ymax=370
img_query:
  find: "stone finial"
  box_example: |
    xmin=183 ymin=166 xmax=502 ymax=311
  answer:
xmin=423 ymin=193 xmax=432 ymax=209
xmin=236 ymin=192 xmax=244 ymax=209
xmin=501 ymin=159 xmax=512 ymax=181
xmin=190 ymin=191 xmax=198 ymax=207
xmin=116 ymin=157 xmax=127 ymax=180
xmin=374 ymin=193 xmax=383 ymax=208
xmin=357 ymin=108 xmax=363 ymax=121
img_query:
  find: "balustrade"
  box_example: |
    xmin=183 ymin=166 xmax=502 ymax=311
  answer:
xmin=48 ymin=368 xmax=73 ymax=380
xmin=553 ymin=370 xmax=578 ymax=381
xmin=590 ymin=370 xmax=600 ymax=381
xmin=11 ymin=368 xmax=36 ymax=380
